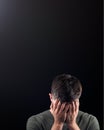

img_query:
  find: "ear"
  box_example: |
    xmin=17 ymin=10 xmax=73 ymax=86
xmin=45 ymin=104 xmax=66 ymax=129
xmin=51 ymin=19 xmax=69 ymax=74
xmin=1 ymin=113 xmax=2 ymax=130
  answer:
xmin=49 ymin=93 xmax=53 ymax=102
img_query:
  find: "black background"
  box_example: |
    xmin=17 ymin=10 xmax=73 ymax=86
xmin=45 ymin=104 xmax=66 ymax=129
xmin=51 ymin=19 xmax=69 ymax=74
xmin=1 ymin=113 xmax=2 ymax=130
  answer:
xmin=0 ymin=0 xmax=102 ymax=130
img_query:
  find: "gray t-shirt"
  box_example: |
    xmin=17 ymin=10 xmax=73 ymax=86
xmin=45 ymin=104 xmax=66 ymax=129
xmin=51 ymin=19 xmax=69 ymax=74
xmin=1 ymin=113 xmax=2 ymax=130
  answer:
xmin=26 ymin=110 xmax=100 ymax=130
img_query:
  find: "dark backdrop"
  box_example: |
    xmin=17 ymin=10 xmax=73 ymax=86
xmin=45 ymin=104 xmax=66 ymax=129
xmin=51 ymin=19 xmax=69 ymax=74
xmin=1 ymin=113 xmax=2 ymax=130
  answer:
xmin=0 ymin=0 xmax=102 ymax=130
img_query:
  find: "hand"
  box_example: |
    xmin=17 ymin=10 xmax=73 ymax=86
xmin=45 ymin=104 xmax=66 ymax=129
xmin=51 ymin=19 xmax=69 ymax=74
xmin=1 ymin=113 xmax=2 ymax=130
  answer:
xmin=66 ymin=101 xmax=80 ymax=130
xmin=50 ymin=100 xmax=69 ymax=125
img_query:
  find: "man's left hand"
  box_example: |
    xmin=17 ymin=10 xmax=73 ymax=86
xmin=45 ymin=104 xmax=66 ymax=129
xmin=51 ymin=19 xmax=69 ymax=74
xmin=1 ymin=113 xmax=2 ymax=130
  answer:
xmin=66 ymin=101 xmax=80 ymax=130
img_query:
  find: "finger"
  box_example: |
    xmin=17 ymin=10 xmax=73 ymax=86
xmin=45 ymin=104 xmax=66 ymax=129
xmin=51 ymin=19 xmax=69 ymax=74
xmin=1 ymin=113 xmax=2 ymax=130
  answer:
xmin=53 ymin=99 xmax=59 ymax=111
xmin=50 ymin=103 xmax=54 ymax=110
xmin=72 ymin=101 xmax=75 ymax=113
xmin=64 ymin=103 xmax=70 ymax=113
xmin=50 ymin=104 xmax=52 ymax=113
xmin=68 ymin=104 xmax=72 ymax=114
xmin=50 ymin=103 xmax=52 ymax=109
xmin=59 ymin=102 xmax=66 ymax=113
xmin=75 ymin=101 xmax=79 ymax=112
xmin=55 ymin=100 xmax=61 ymax=113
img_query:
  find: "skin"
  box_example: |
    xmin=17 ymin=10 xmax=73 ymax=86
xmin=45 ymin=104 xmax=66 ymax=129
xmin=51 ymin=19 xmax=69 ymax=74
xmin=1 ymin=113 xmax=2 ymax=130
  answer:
xmin=49 ymin=93 xmax=80 ymax=130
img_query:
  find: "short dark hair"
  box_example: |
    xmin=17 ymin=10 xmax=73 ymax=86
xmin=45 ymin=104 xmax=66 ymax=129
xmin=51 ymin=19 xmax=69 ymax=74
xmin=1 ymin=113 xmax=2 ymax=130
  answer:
xmin=51 ymin=74 xmax=82 ymax=103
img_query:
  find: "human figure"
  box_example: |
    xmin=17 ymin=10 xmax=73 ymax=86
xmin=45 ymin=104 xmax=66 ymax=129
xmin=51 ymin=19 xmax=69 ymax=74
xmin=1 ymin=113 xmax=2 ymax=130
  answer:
xmin=26 ymin=74 xmax=100 ymax=130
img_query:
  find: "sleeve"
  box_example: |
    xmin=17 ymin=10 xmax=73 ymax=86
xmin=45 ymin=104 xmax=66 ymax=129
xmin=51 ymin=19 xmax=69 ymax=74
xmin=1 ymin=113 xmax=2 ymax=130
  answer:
xmin=87 ymin=116 xmax=100 ymax=130
xmin=26 ymin=116 xmax=42 ymax=130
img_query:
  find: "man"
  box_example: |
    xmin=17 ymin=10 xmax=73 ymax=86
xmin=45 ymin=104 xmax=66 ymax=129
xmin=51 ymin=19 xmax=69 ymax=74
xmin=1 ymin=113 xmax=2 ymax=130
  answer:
xmin=26 ymin=74 xmax=100 ymax=130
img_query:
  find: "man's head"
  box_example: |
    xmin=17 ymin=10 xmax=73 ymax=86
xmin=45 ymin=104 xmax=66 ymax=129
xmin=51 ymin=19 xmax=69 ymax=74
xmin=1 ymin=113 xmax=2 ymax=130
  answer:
xmin=49 ymin=74 xmax=82 ymax=104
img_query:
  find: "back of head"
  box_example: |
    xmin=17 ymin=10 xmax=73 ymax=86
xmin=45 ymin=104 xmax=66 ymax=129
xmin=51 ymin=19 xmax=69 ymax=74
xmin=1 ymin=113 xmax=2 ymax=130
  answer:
xmin=51 ymin=74 xmax=82 ymax=103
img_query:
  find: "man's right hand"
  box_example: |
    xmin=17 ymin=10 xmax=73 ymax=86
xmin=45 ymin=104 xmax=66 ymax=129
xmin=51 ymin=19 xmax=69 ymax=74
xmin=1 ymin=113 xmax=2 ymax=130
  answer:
xmin=50 ymin=100 xmax=69 ymax=130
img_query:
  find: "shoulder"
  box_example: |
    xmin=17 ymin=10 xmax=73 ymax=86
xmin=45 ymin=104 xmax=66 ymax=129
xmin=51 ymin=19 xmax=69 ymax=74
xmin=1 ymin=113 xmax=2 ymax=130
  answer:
xmin=26 ymin=110 xmax=52 ymax=130
xmin=77 ymin=110 xmax=100 ymax=130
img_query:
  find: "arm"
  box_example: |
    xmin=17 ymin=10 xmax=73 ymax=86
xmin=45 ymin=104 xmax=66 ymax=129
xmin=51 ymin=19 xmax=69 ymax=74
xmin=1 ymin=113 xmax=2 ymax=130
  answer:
xmin=87 ymin=116 xmax=100 ymax=130
xmin=51 ymin=123 xmax=63 ymax=130
xmin=26 ymin=116 xmax=41 ymax=130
